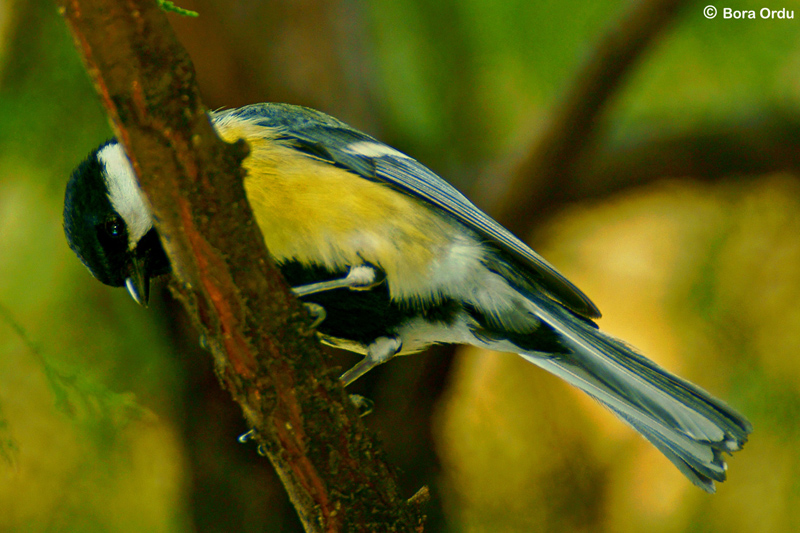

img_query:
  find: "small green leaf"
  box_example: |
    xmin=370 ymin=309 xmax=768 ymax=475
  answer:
xmin=157 ymin=0 xmax=199 ymax=17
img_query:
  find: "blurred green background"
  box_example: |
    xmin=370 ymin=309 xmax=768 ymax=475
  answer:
xmin=2 ymin=0 xmax=799 ymax=531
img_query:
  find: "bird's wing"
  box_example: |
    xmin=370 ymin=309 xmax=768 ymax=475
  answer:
xmin=217 ymin=103 xmax=601 ymax=319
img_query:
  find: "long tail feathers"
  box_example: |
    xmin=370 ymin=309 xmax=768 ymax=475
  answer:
xmin=513 ymin=295 xmax=752 ymax=493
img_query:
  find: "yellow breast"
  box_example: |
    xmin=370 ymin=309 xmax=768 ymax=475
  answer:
xmin=215 ymin=119 xmax=460 ymax=302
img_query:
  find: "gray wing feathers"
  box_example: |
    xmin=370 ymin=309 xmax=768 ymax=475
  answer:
xmin=224 ymin=103 xmax=601 ymax=318
xmin=372 ymin=157 xmax=601 ymax=318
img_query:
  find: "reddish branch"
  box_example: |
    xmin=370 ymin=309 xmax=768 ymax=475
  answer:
xmin=57 ymin=0 xmax=424 ymax=531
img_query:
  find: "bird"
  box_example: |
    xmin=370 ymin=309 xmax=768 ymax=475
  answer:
xmin=63 ymin=102 xmax=752 ymax=492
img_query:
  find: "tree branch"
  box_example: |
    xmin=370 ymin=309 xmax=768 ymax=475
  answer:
xmin=569 ymin=111 xmax=800 ymax=207
xmin=489 ymin=0 xmax=690 ymax=234
xmin=57 ymin=0 xmax=425 ymax=531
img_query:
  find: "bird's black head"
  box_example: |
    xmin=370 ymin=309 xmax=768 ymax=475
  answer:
xmin=63 ymin=141 xmax=170 ymax=305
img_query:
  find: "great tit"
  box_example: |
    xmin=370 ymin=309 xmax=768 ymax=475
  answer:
xmin=63 ymin=103 xmax=751 ymax=492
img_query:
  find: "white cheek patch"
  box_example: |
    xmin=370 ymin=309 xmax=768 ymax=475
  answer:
xmin=344 ymin=141 xmax=413 ymax=160
xmin=98 ymin=143 xmax=154 ymax=250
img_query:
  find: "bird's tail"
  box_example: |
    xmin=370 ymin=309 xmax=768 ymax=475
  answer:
xmin=507 ymin=294 xmax=752 ymax=492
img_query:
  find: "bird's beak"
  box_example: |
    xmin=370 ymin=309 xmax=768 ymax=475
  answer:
xmin=125 ymin=254 xmax=150 ymax=307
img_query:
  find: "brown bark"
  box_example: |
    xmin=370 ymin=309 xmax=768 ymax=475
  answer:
xmin=57 ymin=0 xmax=425 ymax=530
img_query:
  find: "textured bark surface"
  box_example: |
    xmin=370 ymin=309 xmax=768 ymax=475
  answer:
xmin=58 ymin=0 xmax=426 ymax=530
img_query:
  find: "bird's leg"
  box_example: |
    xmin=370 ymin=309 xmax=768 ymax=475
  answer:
xmin=340 ymin=336 xmax=402 ymax=385
xmin=292 ymin=264 xmax=384 ymax=297
xmin=348 ymin=394 xmax=375 ymax=417
xmin=302 ymin=302 xmax=327 ymax=328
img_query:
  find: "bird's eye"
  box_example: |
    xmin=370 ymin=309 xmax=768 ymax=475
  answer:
xmin=104 ymin=217 xmax=125 ymax=238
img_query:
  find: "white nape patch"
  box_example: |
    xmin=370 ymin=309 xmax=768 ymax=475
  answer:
xmin=344 ymin=141 xmax=413 ymax=160
xmin=98 ymin=143 xmax=154 ymax=250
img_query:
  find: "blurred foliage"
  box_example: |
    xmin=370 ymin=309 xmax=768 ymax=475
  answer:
xmin=437 ymin=176 xmax=800 ymax=532
xmin=1 ymin=0 xmax=799 ymax=531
